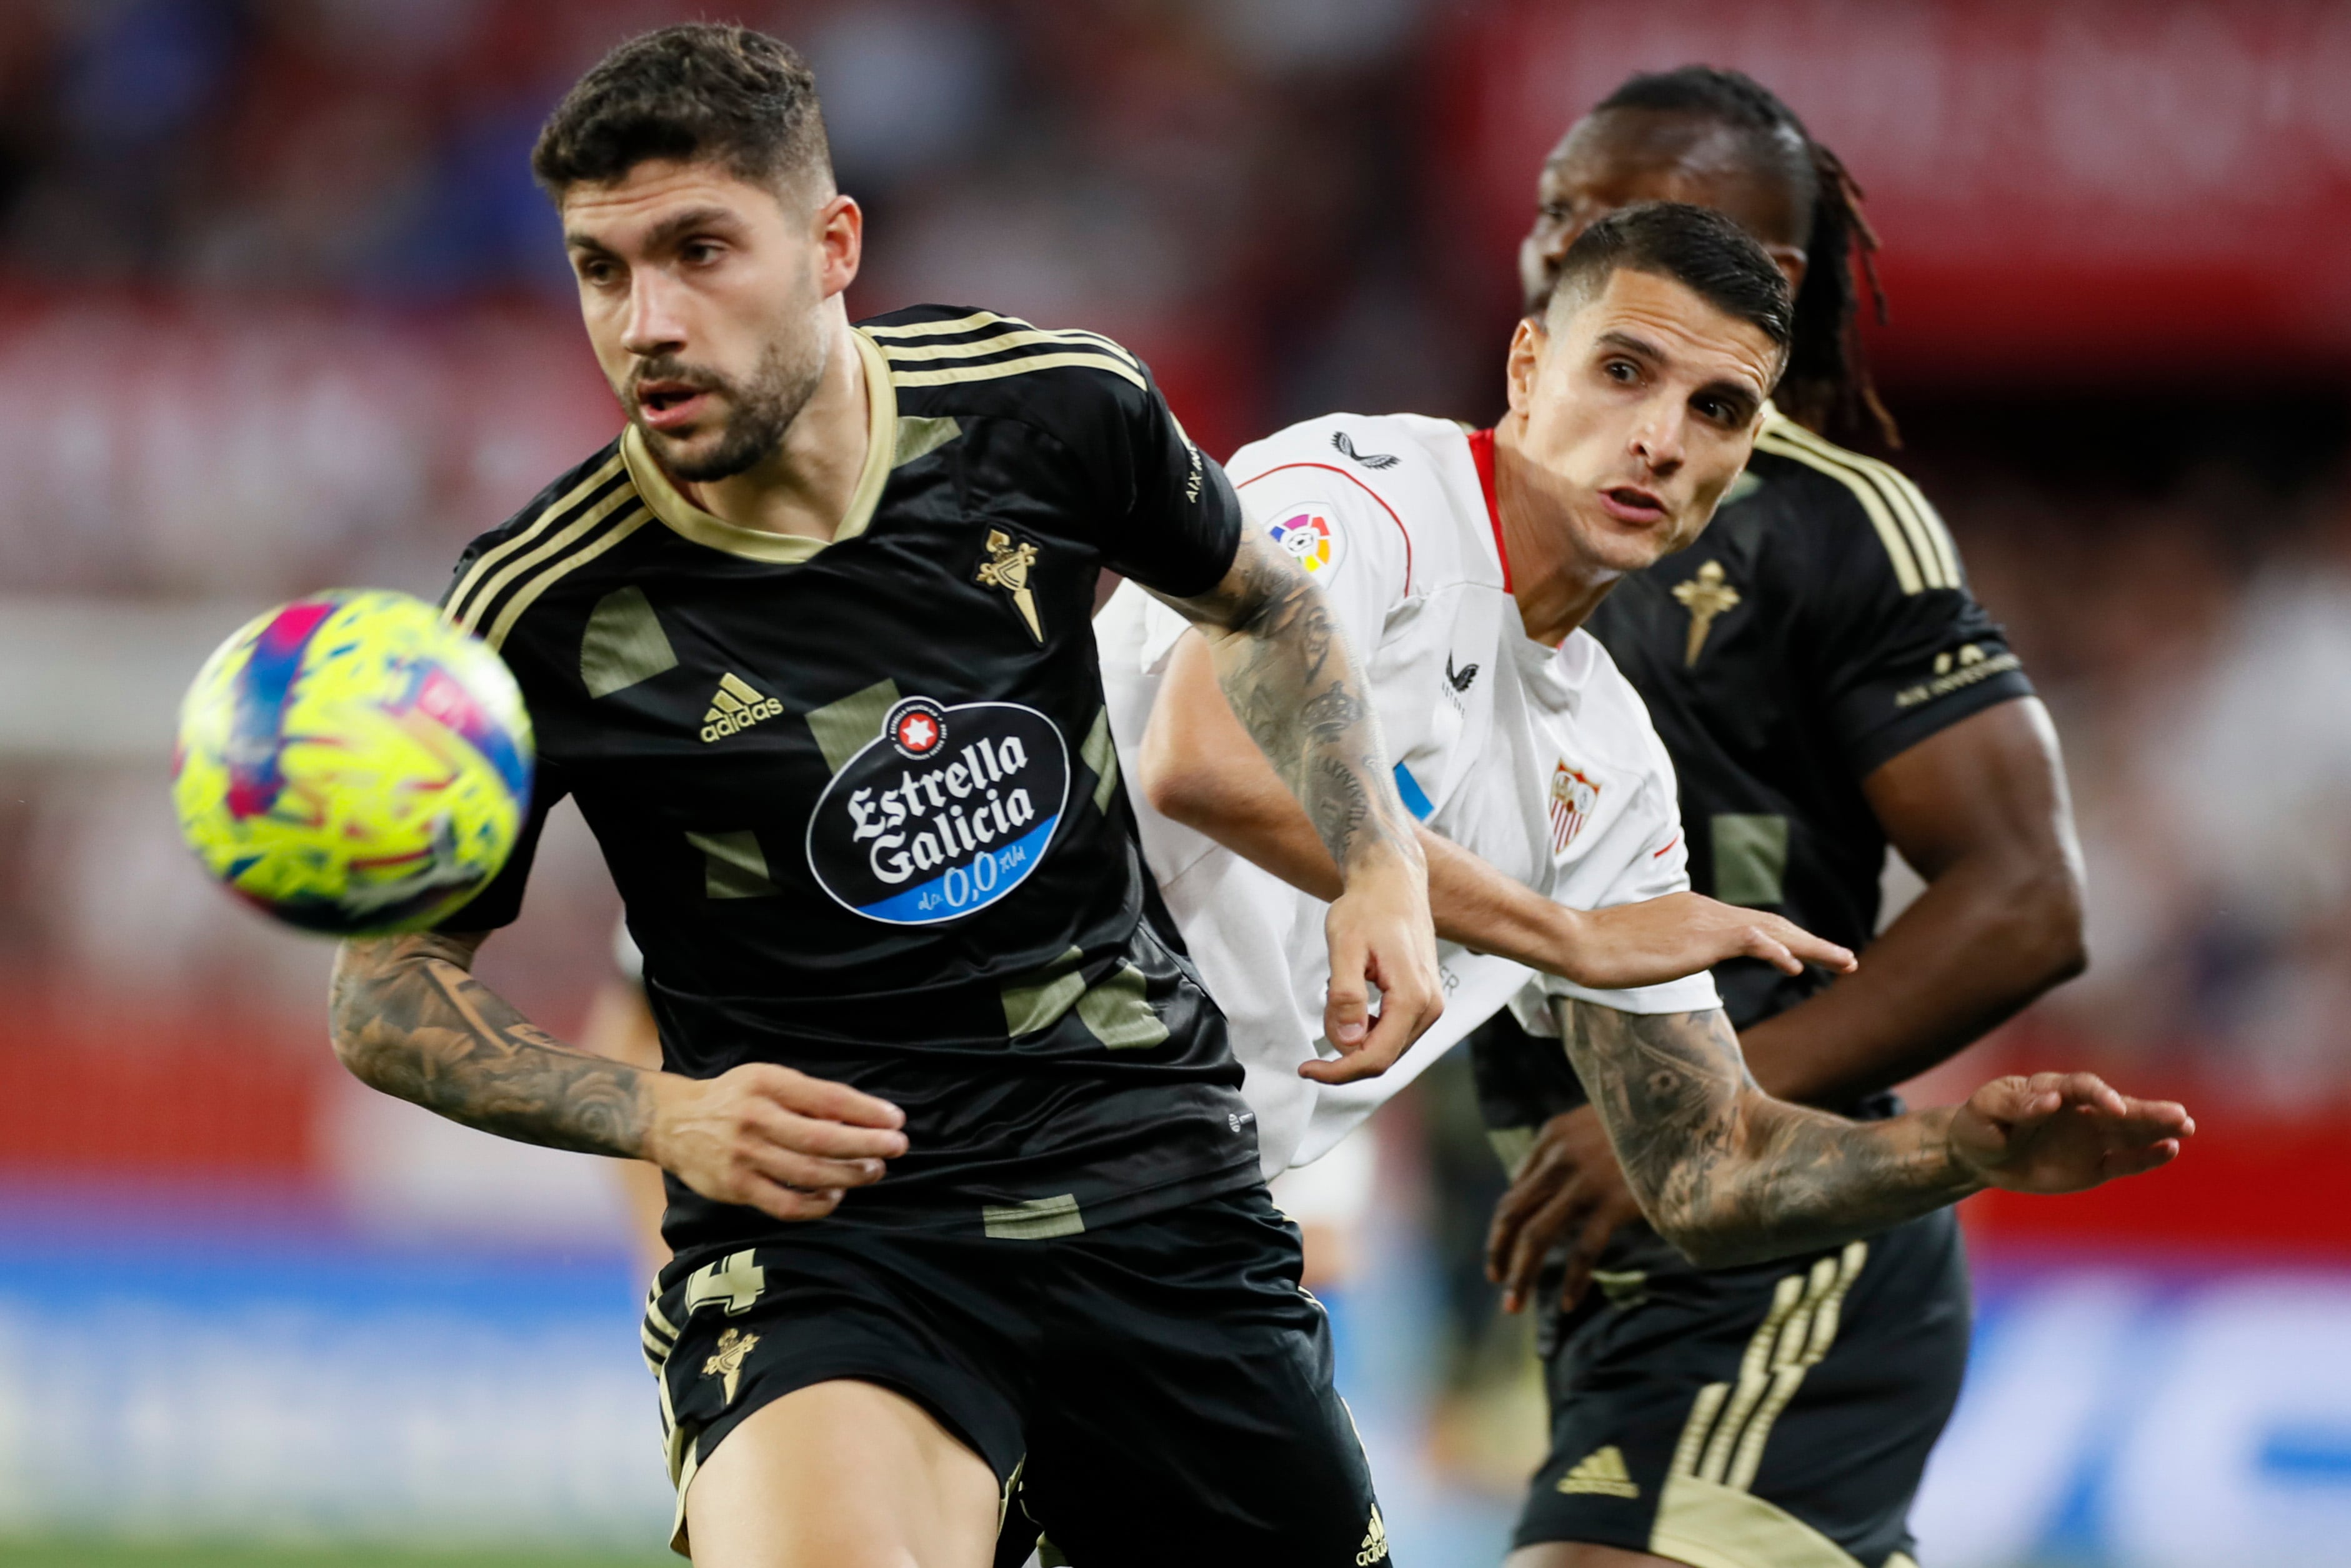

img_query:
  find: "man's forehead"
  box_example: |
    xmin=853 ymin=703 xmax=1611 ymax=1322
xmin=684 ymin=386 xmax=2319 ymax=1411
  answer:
xmin=561 ymin=159 xmax=781 ymax=237
xmin=1562 ymin=269 xmax=1779 ymax=393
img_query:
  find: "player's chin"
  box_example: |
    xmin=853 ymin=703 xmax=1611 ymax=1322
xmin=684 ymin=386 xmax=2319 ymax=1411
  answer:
xmin=1580 ymin=514 xmax=1684 ymax=574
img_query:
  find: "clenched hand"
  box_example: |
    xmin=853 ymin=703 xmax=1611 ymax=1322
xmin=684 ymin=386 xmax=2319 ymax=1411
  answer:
xmin=1305 ymin=849 xmax=1445 ymax=1085
xmin=645 ymin=1063 xmax=909 ymax=1222
xmin=1485 ymin=1104 xmax=1644 ymax=1315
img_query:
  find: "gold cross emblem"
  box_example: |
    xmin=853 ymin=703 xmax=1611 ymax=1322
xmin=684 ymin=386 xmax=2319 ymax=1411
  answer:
xmin=702 ymin=1327 xmax=760 ymax=1404
xmin=1670 ymin=559 xmax=1741 ymax=666
xmin=976 ymin=529 xmax=1044 ymax=643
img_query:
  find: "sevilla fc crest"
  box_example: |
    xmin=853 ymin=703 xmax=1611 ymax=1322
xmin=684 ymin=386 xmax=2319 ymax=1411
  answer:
xmin=1549 ymin=762 xmax=1601 ymax=855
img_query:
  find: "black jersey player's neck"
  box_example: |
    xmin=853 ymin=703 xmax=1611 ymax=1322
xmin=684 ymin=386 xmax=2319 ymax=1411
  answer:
xmin=662 ymin=306 xmax=875 ymax=546
xmin=1491 ymin=419 xmax=1621 ymax=648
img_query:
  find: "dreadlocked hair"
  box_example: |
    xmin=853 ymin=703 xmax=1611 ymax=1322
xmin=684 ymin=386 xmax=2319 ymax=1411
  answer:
xmin=1595 ymin=66 xmax=1897 ymax=447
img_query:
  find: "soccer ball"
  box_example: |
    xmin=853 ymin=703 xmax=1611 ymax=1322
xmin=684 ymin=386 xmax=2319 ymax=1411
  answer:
xmin=172 ymin=589 xmax=535 ymax=936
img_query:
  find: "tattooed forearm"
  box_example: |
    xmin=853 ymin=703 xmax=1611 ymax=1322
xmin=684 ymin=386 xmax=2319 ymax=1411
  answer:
xmin=329 ymin=932 xmax=654 ymax=1159
xmin=1157 ymin=528 xmax=1415 ymax=874
xmin=1557 ymin=1000 xmax=1980 ymax=1267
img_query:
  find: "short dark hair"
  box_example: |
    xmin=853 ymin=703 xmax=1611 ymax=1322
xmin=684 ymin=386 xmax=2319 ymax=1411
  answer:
xmin=532 ymin=24 xmax=833 ymax=201
xmin=1546 ymin=201 xmax=1794 ymax=361
xmin=1594 ymin=66 xmax=1894 ymax=444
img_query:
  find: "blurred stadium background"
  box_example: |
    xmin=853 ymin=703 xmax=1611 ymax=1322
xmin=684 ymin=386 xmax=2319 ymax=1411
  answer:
xmin=0 ymin=1 xmax=2347 ymax=1564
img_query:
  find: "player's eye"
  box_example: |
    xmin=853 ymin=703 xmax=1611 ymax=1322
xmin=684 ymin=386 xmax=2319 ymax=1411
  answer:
xmin=575 ymin=257 xmax=620 ymax=287
xmin=1602 ymin=358 xmax=1639 ymax=384
xmin=681 ymin=239 xmax=724 ymax=266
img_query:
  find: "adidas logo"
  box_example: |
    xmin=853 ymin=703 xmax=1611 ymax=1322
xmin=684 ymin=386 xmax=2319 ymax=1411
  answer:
xmin=1355 ymin=1504 xmax=1389 ymax=1564
xmin=1558 ymin=1445 xmax=1639 ymax=1498
xmin=700 ymin=672 xmax=783 ymax=744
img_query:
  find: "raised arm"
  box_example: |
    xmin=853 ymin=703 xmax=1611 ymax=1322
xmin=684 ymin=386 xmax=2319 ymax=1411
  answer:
xmin=1137 ymin=629 xmax=1855 ymax=985
xmin=330 ymin=931 xmax=909 ymax=1222
xmin=1553 ymin=998 xmax=2189 ymax=1270
xmin=1143 ymin=527 xmax=1442 ymax=1083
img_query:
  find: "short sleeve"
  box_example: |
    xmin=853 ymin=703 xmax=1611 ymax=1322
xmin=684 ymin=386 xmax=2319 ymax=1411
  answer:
xmin=1090 ymin=368 xmax=1245 ymax=600
xmin=435 ymin=758 xmax=566 ymax=932
xmin=1803 ymin=475 xmax=2035 ymax=777
xmin=432 ymin=542 xmax=565 ymax=933
xmin=1224 ymin=449 xmax=1412 ymax=659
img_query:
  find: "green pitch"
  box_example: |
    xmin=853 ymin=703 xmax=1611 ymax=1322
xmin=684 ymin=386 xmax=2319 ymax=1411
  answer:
xmin=0 ymin=1543 xmax=672 ymax=1568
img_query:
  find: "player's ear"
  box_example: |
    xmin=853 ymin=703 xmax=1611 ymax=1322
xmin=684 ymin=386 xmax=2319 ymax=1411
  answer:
xmin=1505 ymin=317 xmax=1545 ymax=420
xmin=814 ymin=192 xmax=861 ymax=299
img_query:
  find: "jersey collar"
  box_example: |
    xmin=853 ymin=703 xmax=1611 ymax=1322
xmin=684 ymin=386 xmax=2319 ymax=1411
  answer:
xmin=1465 ymin=426 xmax=1509 ymax=592
xmin=622 ymin=327 xmax=899 ymax=564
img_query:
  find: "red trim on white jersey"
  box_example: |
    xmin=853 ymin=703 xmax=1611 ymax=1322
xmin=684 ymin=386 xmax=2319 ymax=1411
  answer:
xmin=1234 ymin=462 xmax=1414 ymax=594
xmin=1466 ymin=427 xmax=1508 ymax=591
xmin=1652 ymin=832 xmax=1681 ymax=859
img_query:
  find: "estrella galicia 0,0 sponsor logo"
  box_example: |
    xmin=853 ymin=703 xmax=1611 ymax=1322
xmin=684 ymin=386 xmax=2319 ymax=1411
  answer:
xmin=806 ymin=697 xmax=1069 ymax=925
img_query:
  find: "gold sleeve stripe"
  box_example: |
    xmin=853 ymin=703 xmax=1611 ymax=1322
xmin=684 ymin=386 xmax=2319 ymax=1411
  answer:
xmin=865 ymin=311 xmax=1142 ymax=366
xmin=1767 ymin=421 xmax=1954 ymax=588
xmin=483 ymin=505 xmax=654 ymax=651
xmin=1760 ymin=421 xmax=1955 ymax=591
xmin=1754 ymin=427 xmax=1927 ymax=594
xmin=861 ymin=309 xmax=1012 ymax=339
xmin=1881 ymin=461 xmax=1961 ymax=587
xmin=443 ymin=453 xmax=627 ymax=626
xmin=887 ymin=349 xmax=1147 ymax=391
xmin=879 ymin=326 xmax=1141 ymax=369
xmin=449 ymin=481 xmax=644 ymax=636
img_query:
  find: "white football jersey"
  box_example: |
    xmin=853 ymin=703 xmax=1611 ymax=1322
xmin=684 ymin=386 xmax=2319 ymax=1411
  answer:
xmin=1097 ymin=413 xmax=1718 ymax=1175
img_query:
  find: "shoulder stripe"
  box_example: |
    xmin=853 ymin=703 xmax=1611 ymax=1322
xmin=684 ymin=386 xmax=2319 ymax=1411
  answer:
xmin=866 ymin=311 xmax=1141 ymax=371
xmin=1764 ymin=420 xmax=1953 ymax=586
xmin=1234 ymin=461 xmax=1414 ymax=595
xmin=1754 ymin=426 xmax=1932 ymax=594
xmin=886 ymin=349 xmax=1146 ymax=391
xmin=451 ymin=481 xmax=646 ymax=637
xmin=1760 ymin=422 xmax=1955 ymax=591
xmin=483 ymin=504 xmax=655 ymax=652
xmin=878 ymin=327 xmax=1141 ymax=370
xmin=862 ymin=309 xmax=1010 ymax=339
xmin=1879 ymin=461 xmax=1960 ymax=587
xmin=444 ymin=454 xmax=627 ymax=626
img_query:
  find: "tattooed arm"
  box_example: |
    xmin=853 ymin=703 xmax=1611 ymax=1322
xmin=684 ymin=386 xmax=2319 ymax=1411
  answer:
xmin=1553 ymin=999 xmax=2193 ymax=1269
xmin=329 ymin=931 xmax=909 ymax=1222
xmin=1147 ymin=526 xmax=1441 ymax=1082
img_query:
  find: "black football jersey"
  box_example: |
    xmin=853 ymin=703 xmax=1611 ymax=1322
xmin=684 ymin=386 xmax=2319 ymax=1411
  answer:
xmin=1583 ymin=409 xmax=2034 ymax=1037
xmin=1470 ymin=412 xmax=2036 ymax=1282
xmin=437 ymin=306 xmax=1259 ymax=1256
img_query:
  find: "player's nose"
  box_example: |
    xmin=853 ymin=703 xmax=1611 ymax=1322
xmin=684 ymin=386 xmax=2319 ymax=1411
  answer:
xmin=1629 ymin=405 xmax=1687 ymax=473
xmin=621 ymin=271 xmax=689 ymax=357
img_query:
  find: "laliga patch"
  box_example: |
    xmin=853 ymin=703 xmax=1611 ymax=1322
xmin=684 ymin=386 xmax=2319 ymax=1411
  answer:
xmin=1267 ymin=504 xmax=1344 ymax=576
xmin=807 ymin=696 xmax=1069 ymax=926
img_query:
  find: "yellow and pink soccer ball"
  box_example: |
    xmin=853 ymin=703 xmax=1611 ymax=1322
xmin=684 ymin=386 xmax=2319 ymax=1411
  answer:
xmin=171 ymin=589 xmax=534 ymax=936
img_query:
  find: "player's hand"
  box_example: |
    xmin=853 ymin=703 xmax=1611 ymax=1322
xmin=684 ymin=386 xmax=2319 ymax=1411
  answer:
xmin=1485 ymin=1104 xmax=1645 ymax=1314
xmin=1948 ymin=1072 xmax=2193 ymax=1194
xmin=644 ymin=1063 xmax=909 ymax=1222
xmin=1556 ymin=892 xmax=1856 ymax=989
xmin=1305 ymin=848 xmax=1444 ymax=1084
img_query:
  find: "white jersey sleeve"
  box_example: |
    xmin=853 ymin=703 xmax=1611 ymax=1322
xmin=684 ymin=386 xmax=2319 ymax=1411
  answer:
xmin=1124 ymin=421 xmax=1417 ymax=681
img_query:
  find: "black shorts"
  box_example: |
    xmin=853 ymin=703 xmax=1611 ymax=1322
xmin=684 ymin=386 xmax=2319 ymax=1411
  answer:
xmin=1514 ymin=1207 xmax=1969 ymax=1568
xmin=642 ymin=1186 xmax=1389 ymax=1566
